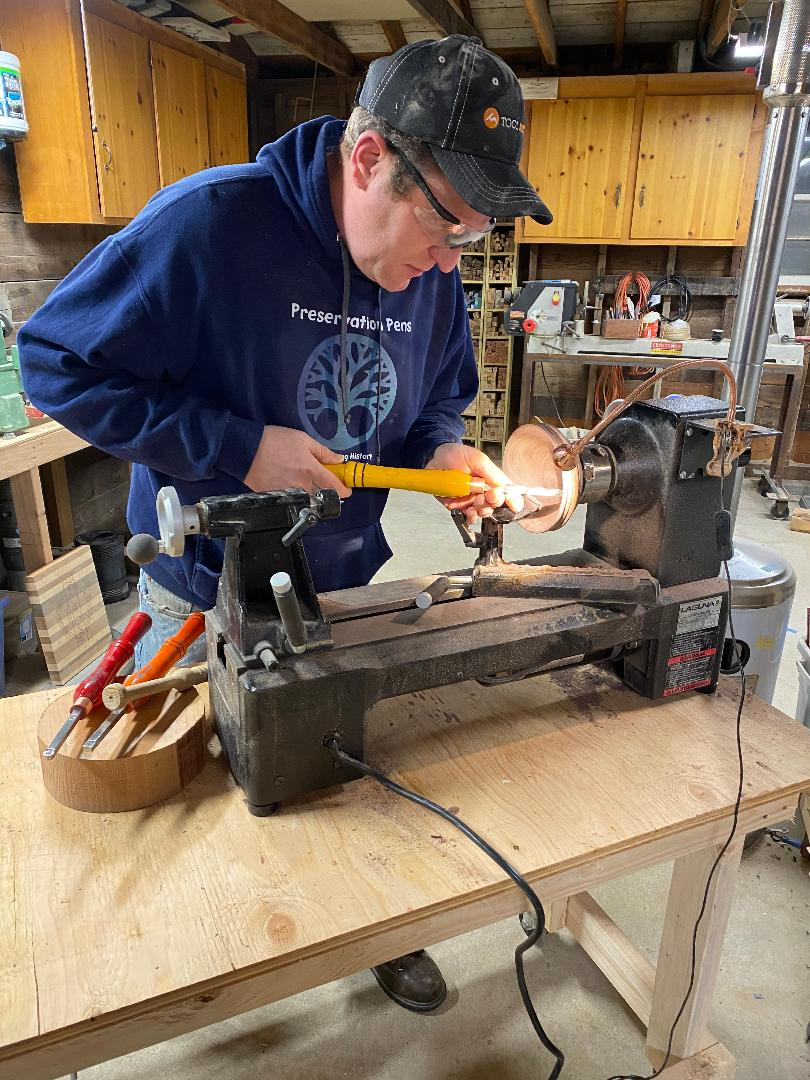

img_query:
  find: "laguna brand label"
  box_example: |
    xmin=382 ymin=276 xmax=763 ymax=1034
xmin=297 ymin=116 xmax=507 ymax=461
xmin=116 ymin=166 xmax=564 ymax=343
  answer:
xmin=665 ymin=596 xmax=723 ymax=696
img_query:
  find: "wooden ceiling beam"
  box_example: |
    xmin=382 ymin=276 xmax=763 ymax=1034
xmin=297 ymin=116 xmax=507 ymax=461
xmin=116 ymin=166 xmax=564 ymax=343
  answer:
xmin=404 ymin=0 xmax=476 ymax=39
xmin=706 ymin=0 xmax=734 ymax=58
xmin=698 ymin=0 xmax=716 ymax=37
xmin=522 ymin=0 xmax=558 ymax=67
xmin=380 ymin=20 xmax=408 ymax=52
xmin=454 ymin=1 xmax=478 ymax=29
xmin=613 ymin=0 xmax=628 ymax=68
xmin=215 ymin=0 xmax=358 ymax=76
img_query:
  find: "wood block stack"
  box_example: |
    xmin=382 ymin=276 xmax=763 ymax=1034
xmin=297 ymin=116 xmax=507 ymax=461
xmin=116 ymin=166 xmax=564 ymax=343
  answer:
xmin=485 ymin=339 xmax=508 ymax=363
xmin=490 ymin=231 xmax=513 ymax=253
xmin=488 ymin=255 xmax=514 ymax=281
xmin=481 ymin=417 xmax=504 ymax=441
xmin=460 ymin=255 xmax=483 ymax=281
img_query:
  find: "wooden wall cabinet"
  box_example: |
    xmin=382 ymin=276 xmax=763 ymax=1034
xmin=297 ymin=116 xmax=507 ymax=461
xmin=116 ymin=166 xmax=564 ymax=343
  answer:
xmin=2 ymin=0 xmax=247 ymax=225
xmin=151 ymin=42 xmax=210 ymax=187
xmin=83 ymin=12 xmax=160 ymax=220
xmin=522 ymin=74 xmax=765 ymax=247
xmin=206 ymin=67 xmax=249 ymax=168
xmin=527 ymin=96 xmax=636 ymax=241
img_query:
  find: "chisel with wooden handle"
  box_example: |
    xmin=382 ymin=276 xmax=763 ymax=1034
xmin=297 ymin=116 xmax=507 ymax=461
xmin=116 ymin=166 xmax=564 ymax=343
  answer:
xmin=83 ymin=611 xmax=206 ymax=752
xmin=101 ymin=662 xmax=208 ymax=710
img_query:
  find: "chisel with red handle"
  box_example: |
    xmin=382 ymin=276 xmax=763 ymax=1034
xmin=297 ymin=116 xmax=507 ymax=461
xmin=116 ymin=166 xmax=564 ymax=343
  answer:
xmin=82 ymin=610 xmax=206 ymax=752
xmin=42 ymin=611 xmax=152 ymax=760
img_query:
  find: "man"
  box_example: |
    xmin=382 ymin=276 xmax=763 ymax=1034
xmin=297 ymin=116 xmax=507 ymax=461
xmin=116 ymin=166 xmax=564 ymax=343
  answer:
xmin=19 ymin=35 xmax=551 ymax=1013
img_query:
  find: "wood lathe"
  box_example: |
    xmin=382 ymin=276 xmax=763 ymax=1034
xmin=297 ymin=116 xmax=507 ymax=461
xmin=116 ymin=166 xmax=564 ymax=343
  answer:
xmin=127 ymin=394 xmax=764 ymax=815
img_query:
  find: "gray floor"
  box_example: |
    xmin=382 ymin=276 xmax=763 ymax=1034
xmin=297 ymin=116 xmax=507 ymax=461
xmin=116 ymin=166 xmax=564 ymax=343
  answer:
xmin=33 ymin=478 xmax=809 ymax=1080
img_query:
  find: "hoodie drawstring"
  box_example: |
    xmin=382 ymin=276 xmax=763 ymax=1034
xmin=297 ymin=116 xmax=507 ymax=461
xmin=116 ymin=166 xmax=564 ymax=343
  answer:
xmin=339 ymin=237 xmax=351 ymax=426
xmin=338 ymin=236 xmax=383 ymax=466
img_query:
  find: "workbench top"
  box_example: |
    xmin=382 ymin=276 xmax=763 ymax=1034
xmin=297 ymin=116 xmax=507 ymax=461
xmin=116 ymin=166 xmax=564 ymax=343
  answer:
xmin=2 ymin=670 xmax=809 ymax=1079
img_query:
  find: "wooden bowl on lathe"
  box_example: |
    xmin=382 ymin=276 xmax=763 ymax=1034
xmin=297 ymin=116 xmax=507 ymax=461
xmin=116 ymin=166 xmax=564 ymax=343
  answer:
xmin=37 ymin=687 xmax=209 ymax=813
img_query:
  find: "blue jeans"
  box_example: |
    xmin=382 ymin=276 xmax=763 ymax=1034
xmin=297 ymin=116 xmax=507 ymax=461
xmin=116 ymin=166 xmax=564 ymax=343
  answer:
xmin=134 ymin=571 xmax=209 ymax=668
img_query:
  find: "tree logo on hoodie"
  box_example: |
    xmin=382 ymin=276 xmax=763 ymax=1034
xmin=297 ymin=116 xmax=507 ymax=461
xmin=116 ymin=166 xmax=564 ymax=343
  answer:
xmin=298 ymin=333 xmax=397 ymax=452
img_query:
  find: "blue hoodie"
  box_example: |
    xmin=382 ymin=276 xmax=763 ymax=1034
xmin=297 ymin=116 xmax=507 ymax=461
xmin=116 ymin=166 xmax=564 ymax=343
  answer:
xmin=19 ymin=117 xmax=478 ymax=608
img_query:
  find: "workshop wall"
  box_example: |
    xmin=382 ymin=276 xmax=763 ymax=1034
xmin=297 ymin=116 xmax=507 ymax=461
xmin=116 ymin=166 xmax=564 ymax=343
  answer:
xmin=0 ymin=146 xmax=129 ymax=536
xmin=524 ymin=240 xmax=810 ymax=462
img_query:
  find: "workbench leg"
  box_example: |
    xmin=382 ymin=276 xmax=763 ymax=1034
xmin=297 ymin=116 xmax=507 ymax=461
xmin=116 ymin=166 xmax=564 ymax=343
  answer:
xmin=520 ymin=356 xmax=534 ymax=426
xmin=646 ymin=838 xmax=743 ymax=1068
xmin=584 ymin=366 xmax=597 ymax=427
xmin=770 ymin=371 xmax=804 ymax=486
xmin=10 ymin=467 xmax=52 ymax=572
xmin=41 ymin=459 xmax=75 ymax=548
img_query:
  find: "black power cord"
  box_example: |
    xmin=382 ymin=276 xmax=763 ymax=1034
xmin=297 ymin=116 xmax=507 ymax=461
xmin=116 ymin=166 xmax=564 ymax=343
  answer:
xmin=324 ymin=737 xmax=566 ymax=1080
xmin=605 ymin=433 xmax=746 ymax=1080
xmin=540 ymin=360 xmax=567 ymax=429
xmin=326 ymin=442 xmax=746 ymax=1080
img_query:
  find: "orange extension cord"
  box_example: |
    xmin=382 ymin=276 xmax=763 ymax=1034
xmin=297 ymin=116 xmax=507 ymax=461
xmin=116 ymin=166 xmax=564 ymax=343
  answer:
xmin=595 ymin=272 xmax=655 ymax=416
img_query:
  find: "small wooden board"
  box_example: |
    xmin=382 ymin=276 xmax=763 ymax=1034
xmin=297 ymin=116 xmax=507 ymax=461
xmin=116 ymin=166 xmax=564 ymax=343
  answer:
xmin=37 ymin=686 xmax=208 ymax=812
xmin=25 ymin=546 xmax=111 ymax=684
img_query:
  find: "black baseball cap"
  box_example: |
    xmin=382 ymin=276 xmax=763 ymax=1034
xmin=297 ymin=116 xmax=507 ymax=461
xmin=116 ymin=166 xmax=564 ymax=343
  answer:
xmin=357 ymin=35 xmax=552 ymax=225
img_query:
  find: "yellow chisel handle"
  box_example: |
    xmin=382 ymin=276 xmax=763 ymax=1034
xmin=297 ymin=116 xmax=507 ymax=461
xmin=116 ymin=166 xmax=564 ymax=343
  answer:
xmin=325 ymin=461 xmax=486 ymax=498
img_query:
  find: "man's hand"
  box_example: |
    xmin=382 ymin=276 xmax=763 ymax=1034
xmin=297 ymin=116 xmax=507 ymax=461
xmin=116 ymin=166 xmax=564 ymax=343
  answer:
xmin=426 ymin=442 xmax=523 ymax=525
xmin=243 ymin=425 xmax=352 ymax=498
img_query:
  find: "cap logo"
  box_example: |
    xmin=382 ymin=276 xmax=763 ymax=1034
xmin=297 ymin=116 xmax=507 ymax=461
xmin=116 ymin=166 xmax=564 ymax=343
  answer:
xmin=483 ymin=107 xmax=500 ymax=129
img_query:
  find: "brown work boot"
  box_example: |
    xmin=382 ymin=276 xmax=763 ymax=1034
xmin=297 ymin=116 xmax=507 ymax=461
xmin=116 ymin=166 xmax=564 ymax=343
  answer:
xmin=371 ymin=950 xmax=447 ymax=1012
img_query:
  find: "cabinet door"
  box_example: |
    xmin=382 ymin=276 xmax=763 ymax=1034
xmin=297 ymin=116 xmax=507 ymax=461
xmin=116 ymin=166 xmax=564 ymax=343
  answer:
xmin=631 ymin=94 xmax=756 ymax=242
xmin=206 ymin=67 xmax=248 ymax=167
xmin=151 ymin=41 xmax=210 ymax=186
xmin=524 ymin=97 xmax=636 ymax=240
xmin=83 ymin=13 xmax=160 ymax=218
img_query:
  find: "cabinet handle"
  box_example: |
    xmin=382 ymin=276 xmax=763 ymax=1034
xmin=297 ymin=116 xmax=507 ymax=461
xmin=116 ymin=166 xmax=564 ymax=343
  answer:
xmin=638 ymin=183 xmax=646 ymax=208
xmin=101 ymin=140 xmax=112 ymax=173
xmin=614 ymin=182 xmax=622 ymax=208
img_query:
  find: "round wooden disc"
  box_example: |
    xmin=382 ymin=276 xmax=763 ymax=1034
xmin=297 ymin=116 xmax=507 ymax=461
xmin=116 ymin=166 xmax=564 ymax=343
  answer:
xmin=503 ymin=423 xmax=581 ymax=533
xmin=38 ymin=688 xmax=208 ymax=813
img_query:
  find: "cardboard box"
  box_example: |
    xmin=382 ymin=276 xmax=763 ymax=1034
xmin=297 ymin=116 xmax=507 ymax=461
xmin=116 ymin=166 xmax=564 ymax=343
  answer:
xmin=1 ymin=590 xmax=38 ymax=657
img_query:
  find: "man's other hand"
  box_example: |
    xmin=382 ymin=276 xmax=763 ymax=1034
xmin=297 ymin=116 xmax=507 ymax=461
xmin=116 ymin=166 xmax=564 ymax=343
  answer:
xmin=243 ymin=426 xmax=352 ymax=498
xmin=426 ymin=442 xmax=524 ymax=525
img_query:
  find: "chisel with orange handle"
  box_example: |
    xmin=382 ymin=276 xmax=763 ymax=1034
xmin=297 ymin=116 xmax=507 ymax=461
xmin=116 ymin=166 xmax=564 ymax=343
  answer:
xmin=324 ymin=461 xmax=556 ymax=500
xmin=42 ymin=611 xmax=152 ymax=760
xmin=82 ymin=610 xmax=206 ymax=752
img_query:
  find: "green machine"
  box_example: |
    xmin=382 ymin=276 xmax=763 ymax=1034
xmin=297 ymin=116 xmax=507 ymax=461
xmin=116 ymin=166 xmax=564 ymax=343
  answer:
xmin=0 ymin=311 xmax=28 ymax=435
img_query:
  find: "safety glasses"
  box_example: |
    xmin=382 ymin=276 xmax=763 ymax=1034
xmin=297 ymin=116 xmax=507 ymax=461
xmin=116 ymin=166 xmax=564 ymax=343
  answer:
xmin=390 ymin=146 xmax=496 ymax=249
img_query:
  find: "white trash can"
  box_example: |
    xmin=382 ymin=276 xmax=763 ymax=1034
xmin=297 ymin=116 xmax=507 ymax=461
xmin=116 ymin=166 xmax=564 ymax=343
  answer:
xmin=720 ymin=538 xmax=797 ymax=704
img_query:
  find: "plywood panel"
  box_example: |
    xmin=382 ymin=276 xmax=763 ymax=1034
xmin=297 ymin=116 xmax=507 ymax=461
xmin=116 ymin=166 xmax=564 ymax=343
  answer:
xmin=83 ymin=13 xmax=161 ymax=219
xmin=1 ymin=668 xmax=808 ymax=1069
xmin=631 ymin=94 xmax=756 ymax=242
xmin=25 ymin=545 xmax=111 ymax=684
xmin=151 ymin=41 xmax=210 ymax=185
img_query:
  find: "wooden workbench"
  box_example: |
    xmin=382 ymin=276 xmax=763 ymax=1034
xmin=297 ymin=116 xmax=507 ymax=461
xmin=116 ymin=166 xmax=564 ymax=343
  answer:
xmin=2 ymin=670 xmax=809 ymax=1079
xmin=0 ymin=419 xmax=88 ymax=571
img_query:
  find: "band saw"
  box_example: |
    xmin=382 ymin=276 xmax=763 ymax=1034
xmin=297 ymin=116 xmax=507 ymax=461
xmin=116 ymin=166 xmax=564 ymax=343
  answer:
xmin=128 ymin=389 xmax=764 ymax=815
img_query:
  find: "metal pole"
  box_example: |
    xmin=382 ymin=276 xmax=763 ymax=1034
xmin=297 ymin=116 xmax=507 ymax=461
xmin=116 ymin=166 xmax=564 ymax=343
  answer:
xmin=726 ymin=0 xmax=810 ymax=523
xmin=727 ymin=105 xmax=809 ymax=423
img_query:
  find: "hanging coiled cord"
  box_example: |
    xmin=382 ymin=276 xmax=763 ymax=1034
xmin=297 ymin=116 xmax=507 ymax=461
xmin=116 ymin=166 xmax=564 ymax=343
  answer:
xmin=649 ymin=274 xmax=693 ymax=323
